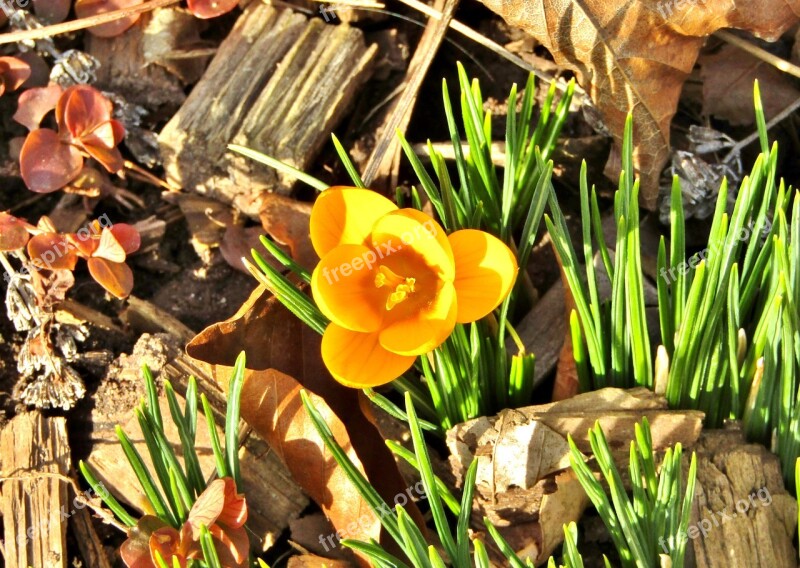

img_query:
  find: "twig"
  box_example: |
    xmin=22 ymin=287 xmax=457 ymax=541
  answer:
xmin=723 ymin=94 xmax=800 ymax=163
xmin=395 ymin=0 xmax=590 ymax=105
xmin=0 ymin=0 xmax=180 ymax=46
xmin=714 ymin=30 xmax=800 ymax=81
xmin=362 ymin=0 xmax=460 ymax=186
xmin=122 ymin=160 xmax=179 ymax=192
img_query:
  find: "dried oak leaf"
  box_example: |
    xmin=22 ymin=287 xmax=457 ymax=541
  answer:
xmin=477 ymin=0 xmax=800 ymax=208
xmin=187 ymin=286 xmax=423 ymax=565
xmin=700 ymin=44 xmax=800 ymax=126
xmin=259 ymin=193 xmax=318 ymax=272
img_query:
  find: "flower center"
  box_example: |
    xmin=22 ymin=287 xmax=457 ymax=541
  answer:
xmin=374 ymin=265 xmax=416 ymax=310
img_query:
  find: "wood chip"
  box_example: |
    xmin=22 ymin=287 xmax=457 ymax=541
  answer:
xmin=159 ymin=2 xmax=378 ymax=218
xmin=0 ymin=412 xmax=70 ymax=568
xmin=689 ymin=426 xmax=798 ymax=567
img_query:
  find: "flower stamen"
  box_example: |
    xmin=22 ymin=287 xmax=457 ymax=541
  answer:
xmin=375 ymin=265 xmax=416 ymax=310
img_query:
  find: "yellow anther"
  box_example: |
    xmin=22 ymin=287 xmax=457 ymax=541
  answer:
xmin=375 ymin=266 xmax=416 ymax=310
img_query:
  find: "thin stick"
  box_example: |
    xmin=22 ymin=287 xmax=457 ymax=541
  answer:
xmin=362 ymin=0 xmax=460 ymax=186
xmin=723 ymin=94 xmax=800 ymax=163
xmin=715 ymin=30 xmax=800 ymax=80
xmin=122 ymin=160 xmax=178 ymax=192
xmin=395 ymin=0 xmax=589 ymax=104
xmin=0 ymin=0 xmax=180 ymax=46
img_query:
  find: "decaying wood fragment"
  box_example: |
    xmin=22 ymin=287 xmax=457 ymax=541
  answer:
xmin=87 ymin=333 xmax=308 ymax=552
xmin=159 ymin=2 xmax=378 ymax=218
xmin=85 ymin=12 xmax=187 ymax=112
xmin=688 ymin=426 xmax=797 ymax=567
xmin=0 ymin=412 xmax=70 ymax=568
xmin=447 ymin=387 xmax=705 ymax=564
xmin=70 ymin=506 xmax=113 ymax=568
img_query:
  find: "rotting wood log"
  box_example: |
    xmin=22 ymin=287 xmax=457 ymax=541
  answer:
xmin=688 ymin=426 xmax=798 ymax=568
xmin=0 ymin=412 xmax=70 ymax=568
xmin=158 ymin=2 xmax=378 ymax=218
xmin=86 ymin=333 xmax=308 ymax=552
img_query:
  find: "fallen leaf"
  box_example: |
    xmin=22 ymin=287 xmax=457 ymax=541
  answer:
xmin=186 ymin=286 xmax=423 ymax=564
xmin=287 ymin=555 xmax=352 ymax=568
xmin=259 ymin=194 xmax=318 ymax=272
xmin=220 ymin=224 xmax=280 ymax=275
xmin=700 ymin=44 xmax=800 ymax=125
xmin=447 ymin=387 xmax=705 ymax=563
xmin=477 ymin=0 xmax=800 ymax=208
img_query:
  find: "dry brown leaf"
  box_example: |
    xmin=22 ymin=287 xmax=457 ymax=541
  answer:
xmin=477 ymin=0 xmax=800 ymax=208
xmin=287 ymin=555 xmax=353 ymax=568
xmin=700 ymin=44 xmax=800 ymax=125
xmin=447 ymin=387 xmax=705 ymax=563
xmin=259 ymin=193 xmax=318 ymax=272
xmin=186 ymin=286 xmax=423 ymax=563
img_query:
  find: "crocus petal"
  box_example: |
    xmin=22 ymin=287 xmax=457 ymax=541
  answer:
xmin=120 ymin=516 xmax=170 ymax=568
xmin=448 ymin=229 xmax=518 ymax=323
xmin=209 ymin=524 xmax=249 ymax=566
xmin=187 ymin=478 xmax=226 ymax=539
xmin=369 ymin=209 xmax=455 ymax=281
xmin=217 ymin=477 xmax=248 ymax=529
xmin=321 ymin=323 xmax=415 ymax=387
xmin=149 ymin=526 xmax=186 ymax=568
xmin=87 ymin=257 xmax=134 ymax=298
xmin=27 ymin=233 xmax=79 ymax=270
xmin=309 ymin=187 xmax=397 ymax=258
xmin=379 ymin=281 xmax=457 ymax=356
xmin=311 ymin=244 xmax=385 ymax=333
xmin=20 ymin=129 xmax=83 ymax=193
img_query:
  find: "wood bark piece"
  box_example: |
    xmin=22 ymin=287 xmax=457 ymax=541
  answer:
xmin=86 ymin=333 xmax=308 ymax=552
xmin=86 ymin=12 xmax=186 ymax=112
xmin=447 ymin=387 xmax=705 ymax=564
xmin=0 ymin=412 xmax=70 ymax=568
xmin=688 ymin=427 xmax=797 ymax=568
xmin=70 ymin=506 xmax=113 ymax=568
xmin=361 ymin=0 xmax=457 ymax=189
xmin=159 ymin=2 xmax=378 ymax=218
